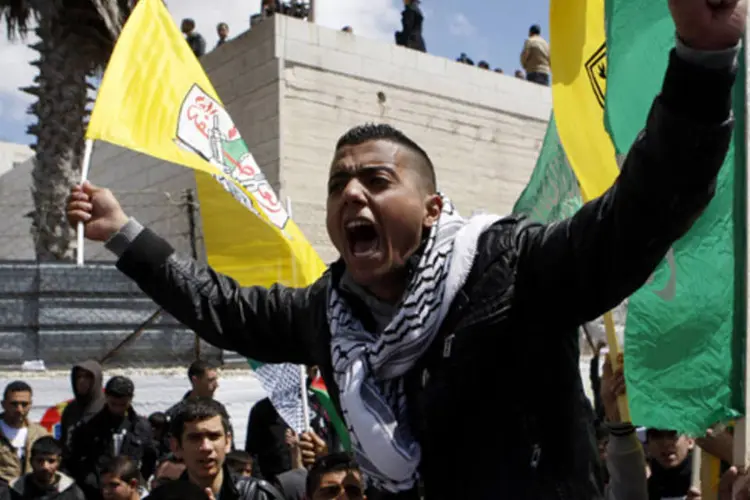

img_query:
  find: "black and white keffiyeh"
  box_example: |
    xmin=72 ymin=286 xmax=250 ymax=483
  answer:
xmin=328 ymin=196 xmax=502 ymax=492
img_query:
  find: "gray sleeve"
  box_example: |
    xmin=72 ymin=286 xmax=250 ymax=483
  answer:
xmin=104 ymin=218 xmax=144 ymax=258
xmin=604 ymin=429 xmax=648 ymax=500
xmin=675 ymin=36 xmax=740 ymax=69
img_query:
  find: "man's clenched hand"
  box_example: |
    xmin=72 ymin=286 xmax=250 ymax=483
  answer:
xmin=67 ymin=181 xmax=129 ymax=242
xmin=670 ymin=0 xmax=747 ymax=51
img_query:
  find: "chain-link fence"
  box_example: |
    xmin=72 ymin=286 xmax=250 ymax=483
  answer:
xmin=0 ymin=188 xmax=223 ymax=370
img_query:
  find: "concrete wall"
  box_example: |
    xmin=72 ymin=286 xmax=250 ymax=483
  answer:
xmin=0 ymin=16 xmax=550 ymax=266
xmin=274 ymin=17 xmax=551 ymax=262
xmin=0 ymin=158 xmax=35 ymax=258
xmin=0 ymin=141 xmax=33 ymax=177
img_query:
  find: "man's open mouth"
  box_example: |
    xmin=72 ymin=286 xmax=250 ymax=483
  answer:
xmin=345 ymin=218 xmax=380 ymax=257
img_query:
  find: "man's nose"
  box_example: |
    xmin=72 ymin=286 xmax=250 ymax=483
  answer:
xmin=199 ymin=438 xmax=213 ymax=451
xmin=341 ymin=179 xmax=367 ymax=204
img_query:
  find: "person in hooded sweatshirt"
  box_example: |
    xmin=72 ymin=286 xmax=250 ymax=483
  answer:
xmin=59 ymin=361 xmax=104 ymax=453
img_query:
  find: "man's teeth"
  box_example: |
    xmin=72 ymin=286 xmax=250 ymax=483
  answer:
xmin=346 ymin=219 xmax=372 ymax=229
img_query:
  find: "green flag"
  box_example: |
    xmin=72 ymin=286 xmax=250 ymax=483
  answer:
xmin=605 ymin=1 xmax=746 ymax=433
xmin=513 ymin=113 xmax=583 ymax=223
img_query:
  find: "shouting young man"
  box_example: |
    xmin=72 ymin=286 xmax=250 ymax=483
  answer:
xmin=67 ymin=1 xmax=746 ymax=497
xmin=168 ymin=399 xmax=282 ymax=500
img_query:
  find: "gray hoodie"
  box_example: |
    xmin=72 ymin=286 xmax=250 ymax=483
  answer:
xmin=605 ymin=425 xmax=648 ymax=500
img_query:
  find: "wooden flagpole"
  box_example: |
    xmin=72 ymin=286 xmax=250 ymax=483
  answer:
xmin=732 ymin=26 xmax=750 ymax=484
xmin=603 ymin=311 xmax=631 ymax=422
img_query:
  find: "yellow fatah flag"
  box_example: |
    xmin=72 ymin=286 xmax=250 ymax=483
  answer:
xmin=86 ymin=0 xmax=326 ymax=287
xmin=549 ymin=0 xmax=630 ymax=421
xmin=549 ymin=0 xmax=619 ymax=200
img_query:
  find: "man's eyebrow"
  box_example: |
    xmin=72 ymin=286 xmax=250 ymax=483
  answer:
xmin=328 ymin=164 xmax=397 ymax=180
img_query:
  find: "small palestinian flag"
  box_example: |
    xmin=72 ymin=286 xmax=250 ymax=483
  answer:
xmin=247 ymin=359 xmax=351 ymax=451
xmin=310 ymin=375 xmax=351 ymax=452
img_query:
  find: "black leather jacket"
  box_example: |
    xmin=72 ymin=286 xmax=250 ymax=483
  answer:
xmin=64 ymin=407 xmax=157 ymax=500
xmin=115 ymin=50 xmax=736 ymax=499
xmin=178 ymin=468 xmax=282 ymax=500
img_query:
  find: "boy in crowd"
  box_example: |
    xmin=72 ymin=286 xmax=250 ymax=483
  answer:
xmin=8 ymin=437 xmax=83 ymax=500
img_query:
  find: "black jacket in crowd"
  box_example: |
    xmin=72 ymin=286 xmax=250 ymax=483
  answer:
xmin=8 ymin=473 xmax=84 ymax=500
xmin=179 ymin=467 xmax=283 ymax=500
xmin=111 ymin=49 xmax=736 ymax=499
xmin=64 ymin=407 xmax=157 ymax=500
xmin=186 ymin=32 xmax=206 ymax=58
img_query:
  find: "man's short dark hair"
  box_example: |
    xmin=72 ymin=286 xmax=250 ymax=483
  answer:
xmin=530 ymin=24 xmax=541 ymax=35
xmin=187 ymin=359 xmax=216 ymax=381
xmin=105 ymin=376 xmax=135 ymax=398
xmin=217 ymin=22 xmax=228 ymax=30
xmin=182 ymin=18 xmax=195 ymax=29
xmin=101 ymin=455 xmax=143 ymax=486
xmin=3 ymin=381 xmax=32 ymax=400
xmin=149 ymin=412 xmax=167 ymax=430
xmin=169 ymin=398 xmax=230 ymax=443
xmin=305 ymin=452 xmax=361 ymax=497
xmin=30 ymin=436 xmax=61 ymax=458
xmin=646 ymin=428 xmax=680 ymax=441
xmin=226 ymin=450 xmax=252 ymax=467
xmin=335 ymin=123 xmax=437 ymax=193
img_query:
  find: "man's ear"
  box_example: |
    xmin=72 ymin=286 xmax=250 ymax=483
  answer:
xmin=423 ymin=194 xmax=442 ymax=229
xmin=169 ymin=437 xmax=180 ymax=456
xmin=225 ymin=433 xmax=232 ymax=453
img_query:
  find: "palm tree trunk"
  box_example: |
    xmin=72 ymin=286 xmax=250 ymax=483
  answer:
xmin=24 ymin=12 xmax=88 ymax=261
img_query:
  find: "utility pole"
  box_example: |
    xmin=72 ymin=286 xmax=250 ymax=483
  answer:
xmin=185 ymin=188 xmax=201 ymax=360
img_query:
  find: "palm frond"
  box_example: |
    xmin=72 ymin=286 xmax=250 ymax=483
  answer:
xmin=0 ymin=0 xmax=35 ymax=40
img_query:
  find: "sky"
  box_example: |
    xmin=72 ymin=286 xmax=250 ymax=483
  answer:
xmin=0 ymin=0 xmax=549 ymax=145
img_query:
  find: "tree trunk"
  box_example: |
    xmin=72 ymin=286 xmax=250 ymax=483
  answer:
xmin=24 ymin=13 xmax=90 ymax=261
xmin=21 ymin=1 xmax=129 ymax=261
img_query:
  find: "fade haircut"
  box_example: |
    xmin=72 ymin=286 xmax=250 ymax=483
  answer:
xmin=30 ymin=436 xmax=62 ymax=458
xmin=335 ymin=123 xmax=437 ymax=193
xmin=4 ymin=380 xmax=32 ymax=400
xmin=101 ymin=455 xmax=143 ymax=486
xmin=169 ymin=398 xmax=230 ymax=443
xmin=188 ymin=359 xmax=216 ymax=381
xmin=149 ymin=412 xmax=167 ymax=430
xmin=305 ymin=452 xmax=362 ymax=497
